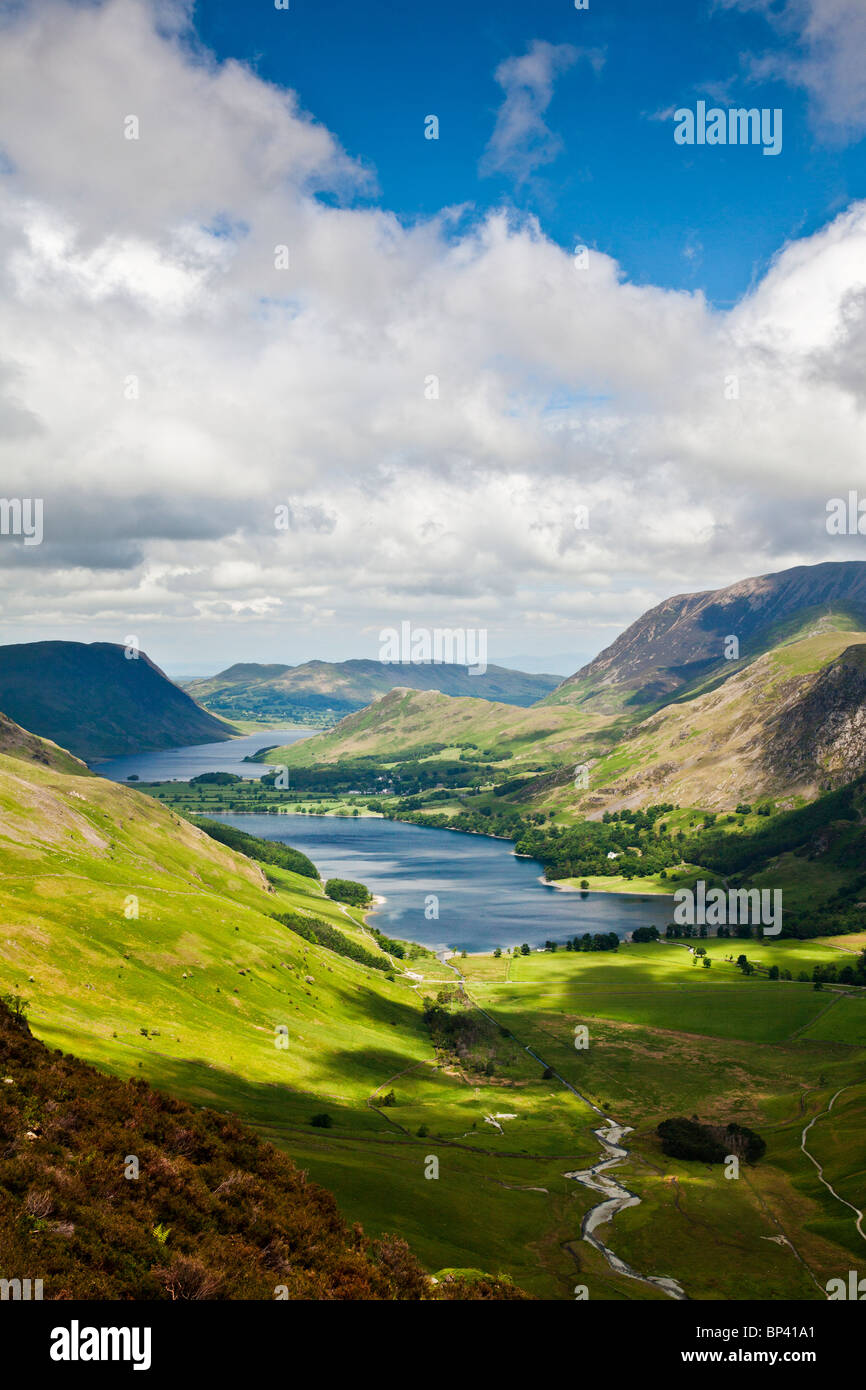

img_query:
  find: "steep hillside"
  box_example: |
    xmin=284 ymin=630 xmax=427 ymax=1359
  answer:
xmin=185 ymin=657 xmax=562 ymax=724
xmin=261 ymin=565 xmax=866 ymax=813
xmin=0 ymin=710 xmax=92 ymax=776
xmin=0 ymin=731 xmax=555 ymax=1293
xmin=261 ymin=685 xmax=604 ymax=770
xmin=557 ymin=631 xmax=866 ymax=815
xmin=547 ymin=561 xmax=866 ymax=713
xmin=0 ymin=998 xmax=458 ymax=1300
xmin=0 ymin=641 xmax=235 ymax=761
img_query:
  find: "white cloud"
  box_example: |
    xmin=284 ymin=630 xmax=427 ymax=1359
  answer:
xmin=720 ymin=0 xmax=866 ymax=142
xmin=480 ymin=40 xmax=601 ymax=180
xmin=0 ymin=0 xmax=864 ymax=672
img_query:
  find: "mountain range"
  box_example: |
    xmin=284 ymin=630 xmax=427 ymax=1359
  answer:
xmin=264 ymin=561 xmax=866 ymax=814
xmin=184 ymin=658 xmax=562 ymax=724
xmin=547 ymin=560 xmax=866 ymax=712
xmin=4 ymin=560 xmax=866 ymax=805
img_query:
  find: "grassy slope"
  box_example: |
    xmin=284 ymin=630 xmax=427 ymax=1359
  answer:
xmin=2 ymin=736 xmax=863 ymax=1300
xmin=460 ymin=943 xmax=866 ymax=1296
xmin=0 ymin=744 xmax=598 ymax=1296
xmin=537 ymin=630 xmax=866 ymax=817
xmin=265 ymin=686 xmax=607 ymax=771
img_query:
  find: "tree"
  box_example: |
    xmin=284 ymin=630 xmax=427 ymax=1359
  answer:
xmin=520 ymin=943 xmax=531 ymax=956
xmin=324 ymin=878 xmax=372 ymax=908
xmin=1 ymin=992 xmax=29 ymax=1030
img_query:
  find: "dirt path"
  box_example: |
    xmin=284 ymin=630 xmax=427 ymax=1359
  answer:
xmin=800 ymin=1085 xmax=865 ymax=1243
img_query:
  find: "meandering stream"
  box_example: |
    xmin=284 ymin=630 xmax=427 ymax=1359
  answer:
xmin=444 ymin=954 xmax=688 ymax=1299
xmin=564 ymin=1119 xmax=687 ymax=1299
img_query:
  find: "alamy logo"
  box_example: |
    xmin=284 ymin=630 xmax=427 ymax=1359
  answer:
xmin=379 ymin=621 xmax=487 ymax=675
xmin=0 ymin=498 xmax=43 ymax=545
xmin=826 ymin=1271 xmax=866 ymax=1300
xmin=826 ymin=492 xmax=866 ymax=535
xmin=674 ymin=881 xmax=782 ymax=936
xmin=49 ymin=1321 xmax=152 ymax=1371
xmin=0 ymin=1276 xmax=43 ymax=1299
xmin=674 ymin=102 xmax=782 ymax=157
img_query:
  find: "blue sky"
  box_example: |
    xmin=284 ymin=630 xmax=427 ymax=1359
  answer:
xmin=196 ymin=0 xmax=865 ymax=308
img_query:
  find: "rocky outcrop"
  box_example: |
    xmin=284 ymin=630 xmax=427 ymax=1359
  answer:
xmin=764 ymin=645 xmax=866 ymax=790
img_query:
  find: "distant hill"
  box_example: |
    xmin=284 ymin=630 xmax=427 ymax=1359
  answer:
xmin=545 ymin=560 xmax=866 ymax=713
xmin=184 ymin=658 xmax=562 ymax=724
xmin=256 ymin=684 xmax=599 ymax=770
xmin=0 ymin=641 xmax=235 ymax=761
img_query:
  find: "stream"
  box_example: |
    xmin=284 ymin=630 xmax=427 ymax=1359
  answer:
xmin=442 ymin=953 xmax=688 ymax=1300
xmin=564 ymin=1118 xmax=687 ymax=1299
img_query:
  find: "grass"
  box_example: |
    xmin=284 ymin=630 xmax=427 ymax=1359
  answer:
xmin=551 ymin=867 xmax=698 ymax=895
xmin=3 ymin=743 xmax=865 ymax=1300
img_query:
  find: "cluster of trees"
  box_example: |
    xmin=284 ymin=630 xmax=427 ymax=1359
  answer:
xmin=514 ymin=812 xmax=685 ymax=881
xmin=657 ymin=1117 xmax=766 ymax=1165
xmin=192 ymin=817 xmax=319 ymax=880
xmin=324 ymin=878 xmax=372 ymax=908
xmin=794 ymin=955 xmax=866 ymax=986
xmin=272 ymin=910 xmax=391 ymax=973
xmin=422 ymin=993 xmax=501 ymax=1075
xmin=368 ymin=926 xmax=406 ymax=959
xmin=392 ymin=804 xmax=532 ymax=839
xmin=631 ymin=926 xmax=661 ymax=943
xmin=542 ymin=933 xmax=620 ymax=953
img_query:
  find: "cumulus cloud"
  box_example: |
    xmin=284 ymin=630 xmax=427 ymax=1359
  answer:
xmin=0 ymin=0 xmax=864 ymax=670
xmin=720 ymin=0 xmax=866 ymax=142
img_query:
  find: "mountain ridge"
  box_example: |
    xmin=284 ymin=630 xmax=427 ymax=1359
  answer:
xmin=546 ymin=560 xmax=866 ymax=712
xmin=0 ymin=640 xmax=235 ymax=761
xmin=185 ymin=657 xmax=563 ymax=724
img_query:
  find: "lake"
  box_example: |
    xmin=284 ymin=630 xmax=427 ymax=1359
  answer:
xmin=212 ymin=812 xmax=672 ymax=954
xmin=91 ymin=728 xmax=314 ymax=782
xmin=94 ymin=738 xmax=671 ymax=952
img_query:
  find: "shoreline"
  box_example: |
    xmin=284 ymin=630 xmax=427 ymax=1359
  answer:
xmin=543 ymin=875 xmax=675 ymax=901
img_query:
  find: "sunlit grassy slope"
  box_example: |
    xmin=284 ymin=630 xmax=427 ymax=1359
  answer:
xmin=1 ymin=726 xmax=864 ymax=1300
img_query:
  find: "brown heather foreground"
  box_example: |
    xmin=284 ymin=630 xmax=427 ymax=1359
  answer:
xmin=0 ymin=1000 xmax=528 ymax=1301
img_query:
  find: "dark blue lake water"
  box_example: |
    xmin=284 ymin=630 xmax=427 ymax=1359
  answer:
xmin=91 ymin=729 xmax=314 ymax=782
xmin=213 ymin=812 xmax=672 ymax=954
xmin=94 ymin=739 xmax=671 ymax=952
